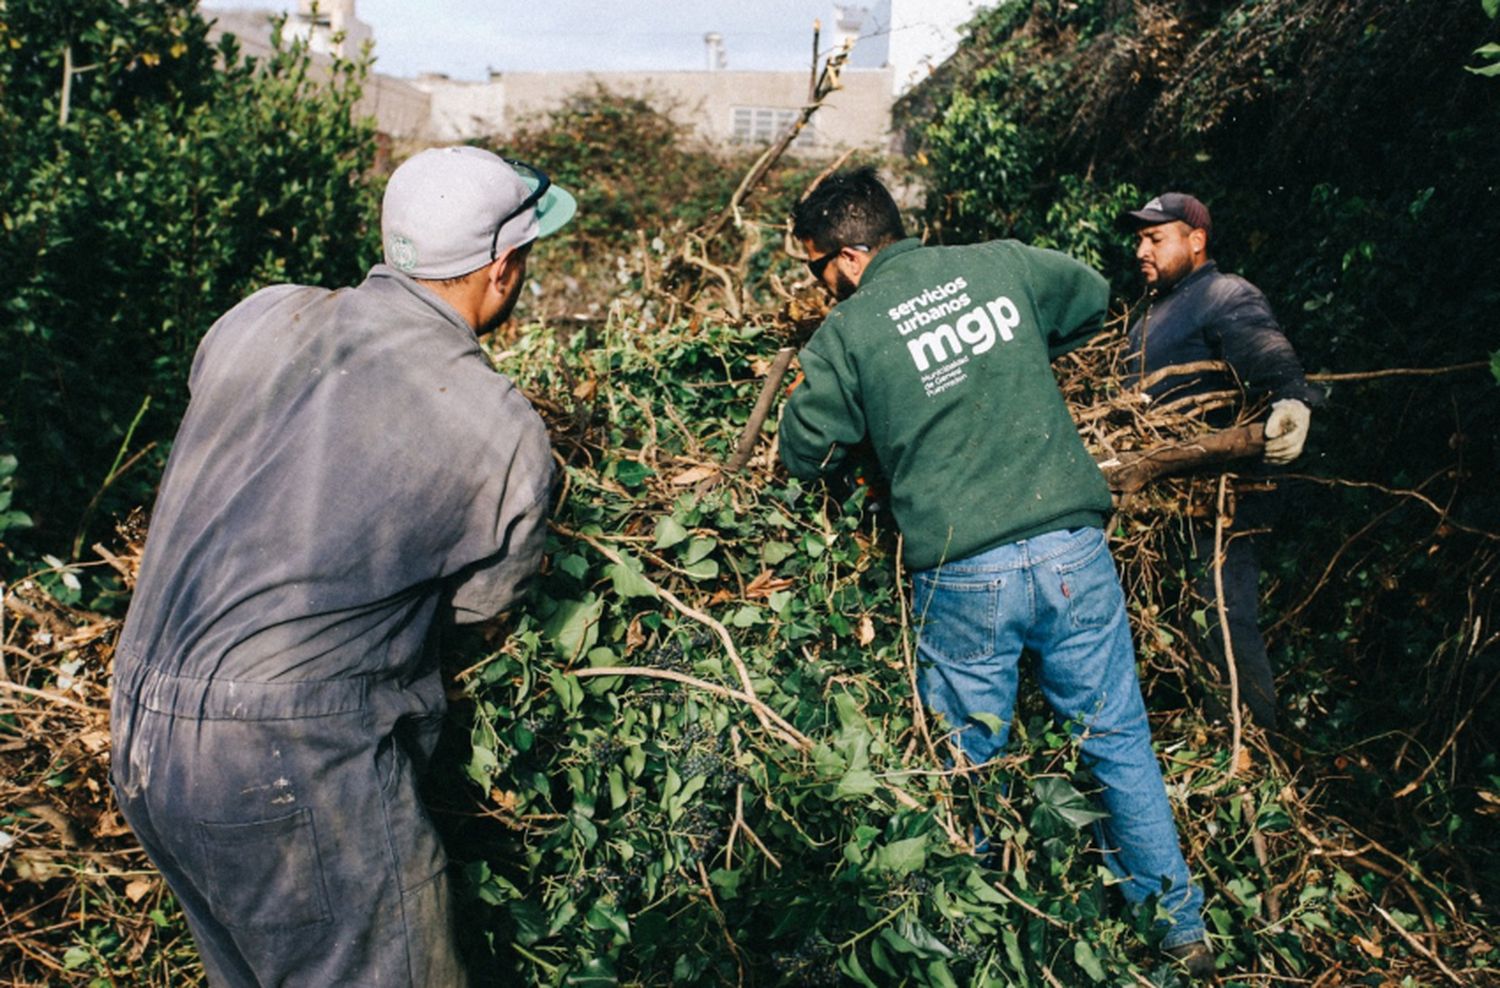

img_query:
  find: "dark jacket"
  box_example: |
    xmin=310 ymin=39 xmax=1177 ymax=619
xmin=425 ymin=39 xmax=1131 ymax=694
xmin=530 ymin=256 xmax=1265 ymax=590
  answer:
xmin=1126 ymin=260 xmax=1322 ymax=417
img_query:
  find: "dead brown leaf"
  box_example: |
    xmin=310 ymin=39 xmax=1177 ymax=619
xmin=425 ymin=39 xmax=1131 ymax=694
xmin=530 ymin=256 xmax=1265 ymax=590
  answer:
xmin=670 ymin=464 xmax=719 ymax=486
xmin=745 ymin=569 xmax=795 ymax=600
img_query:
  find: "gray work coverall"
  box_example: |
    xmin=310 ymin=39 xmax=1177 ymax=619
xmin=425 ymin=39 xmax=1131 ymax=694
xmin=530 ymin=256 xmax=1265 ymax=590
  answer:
xmin=110 ymin=265 xmax=552 ymax=987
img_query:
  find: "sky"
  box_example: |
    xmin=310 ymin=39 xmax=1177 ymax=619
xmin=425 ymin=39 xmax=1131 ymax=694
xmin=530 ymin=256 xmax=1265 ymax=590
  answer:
xmin=200 ymin=0 xmax=992 ymax=82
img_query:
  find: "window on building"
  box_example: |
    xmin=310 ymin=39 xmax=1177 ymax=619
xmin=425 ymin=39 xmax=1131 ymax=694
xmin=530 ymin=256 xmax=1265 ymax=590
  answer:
xmin=731 ymin=107 xmax=815 ymax=147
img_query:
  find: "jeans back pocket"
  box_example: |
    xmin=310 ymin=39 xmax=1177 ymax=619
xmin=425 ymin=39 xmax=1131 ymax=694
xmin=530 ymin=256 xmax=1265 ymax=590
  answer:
xmin=912 ymin=572 xmax=1000 ymax=664
xmin=1052 ymin=529 xmax=1124 ymax=631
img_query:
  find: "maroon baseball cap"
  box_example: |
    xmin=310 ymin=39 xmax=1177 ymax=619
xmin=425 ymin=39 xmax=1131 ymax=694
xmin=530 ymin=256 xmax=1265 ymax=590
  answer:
xmin=1121 ymin=192 xmax=1212 ymax=235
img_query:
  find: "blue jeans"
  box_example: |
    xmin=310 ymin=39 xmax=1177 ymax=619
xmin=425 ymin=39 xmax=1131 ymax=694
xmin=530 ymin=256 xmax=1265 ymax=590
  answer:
xmin=913 ymin=526 xmax=1206 ymax=949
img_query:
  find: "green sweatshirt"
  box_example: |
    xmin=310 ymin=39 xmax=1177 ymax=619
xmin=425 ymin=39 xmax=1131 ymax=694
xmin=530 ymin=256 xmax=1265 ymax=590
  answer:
xmin=779 ymin=238 xmax=1112 ymax=571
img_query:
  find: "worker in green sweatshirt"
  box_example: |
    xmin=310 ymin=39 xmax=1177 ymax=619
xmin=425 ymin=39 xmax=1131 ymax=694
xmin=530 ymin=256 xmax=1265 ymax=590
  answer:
xmin=779 ymin=168 xmax=1213 ymax=977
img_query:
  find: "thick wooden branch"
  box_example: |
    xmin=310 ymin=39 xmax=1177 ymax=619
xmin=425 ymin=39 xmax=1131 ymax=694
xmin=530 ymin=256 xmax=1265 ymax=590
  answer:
xmin=1097 ymin=423 xmax=1266 ymax=493
xmin=725 ymin=348 xmax=796 ymax=474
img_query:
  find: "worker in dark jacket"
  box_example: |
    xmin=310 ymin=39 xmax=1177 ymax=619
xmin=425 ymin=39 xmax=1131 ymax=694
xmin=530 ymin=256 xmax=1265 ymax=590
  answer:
xmin=1121 ymin=192 xmax=1323 ymax=731
xmin=110 ymin=147 xmax=575 ymax=987
xmin=781 ymin=169 xmax=1213 ymax=977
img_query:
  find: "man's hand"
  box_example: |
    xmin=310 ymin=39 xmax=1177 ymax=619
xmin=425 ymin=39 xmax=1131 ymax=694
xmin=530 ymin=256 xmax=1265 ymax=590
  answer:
xmin=1263 ymin=399 xmax=1311 ymax=464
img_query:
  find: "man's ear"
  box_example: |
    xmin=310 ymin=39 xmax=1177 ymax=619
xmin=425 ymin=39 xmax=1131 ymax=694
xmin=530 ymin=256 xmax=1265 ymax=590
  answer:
xmin=1189 ymin=227 xmax=1208 ymax=256
xmin=491 ymin=243 xmax=531 ymax=293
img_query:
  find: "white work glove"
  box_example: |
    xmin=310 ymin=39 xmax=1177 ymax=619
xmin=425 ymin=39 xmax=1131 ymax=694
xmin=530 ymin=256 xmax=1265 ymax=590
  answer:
xmin=1263 ymin=398 xmax=1311 ymax=464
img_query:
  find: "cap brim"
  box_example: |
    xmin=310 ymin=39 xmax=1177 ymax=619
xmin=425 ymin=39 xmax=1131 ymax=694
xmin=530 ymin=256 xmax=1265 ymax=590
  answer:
xmin=1120 ymin=207 xmax=1176 ymax=228
xmin=519 ymin=174 xmax=577 ymax=239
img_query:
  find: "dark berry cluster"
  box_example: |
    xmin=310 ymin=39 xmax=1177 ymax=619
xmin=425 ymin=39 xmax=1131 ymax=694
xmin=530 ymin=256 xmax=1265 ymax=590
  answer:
xmin=770 ymin=934 xmax=841 ymax=986
xmin=647 ymin=629 xmax=716 ymax=671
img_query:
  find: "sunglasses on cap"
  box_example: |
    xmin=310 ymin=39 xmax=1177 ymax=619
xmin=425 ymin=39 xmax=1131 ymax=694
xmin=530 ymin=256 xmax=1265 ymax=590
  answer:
xmin=807 ymin=244 xmax=869 ymax=279
xmin=490 ymin=159 xmax=551 ymax=261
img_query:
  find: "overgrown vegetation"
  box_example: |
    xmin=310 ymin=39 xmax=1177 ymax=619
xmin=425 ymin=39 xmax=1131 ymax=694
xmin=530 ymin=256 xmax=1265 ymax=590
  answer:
xmin=3 ymin=1 xmax=1499 ymax=986
xmin=0 ymin=0 xmax=380 ymax=559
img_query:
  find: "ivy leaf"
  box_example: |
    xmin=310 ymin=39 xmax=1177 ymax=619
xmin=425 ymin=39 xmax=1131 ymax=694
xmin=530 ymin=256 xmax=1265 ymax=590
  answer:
xmin=893 ymin=916 xmax=954 ymax=959
xmin=557 ymin=553 xmax=590 ymax=581
xmin=509 ymin=899 xmax=549 ymax=947
xmin=653 ymin=515 xmax=689 ymax=549
xmin=681 ymin=535 xmax=717 ymax=565
xmin=612 ymin=459 xmax=653 ymax=488
xmin=544 ymin=596 xmax=603 ymax=660
xmin=585 ymin=900 xmax=630 ymax=939
xmin=970 ymin=711 xmax=1007 ymax=735
xmin=1073 ymin=940 xmax=1106 ymax=982
xmin=835 ymin=767 xmax=879 ymax=799
xmin=871 ymin=834 xmax=929 ymax=874
xmin=761 ymin=540 xmax=795 ymax=564
xmin=729 ymin=605 xmax=762 ymax=627
xmin=564 ymin=956 xmax=619 ymax=985
xmin=606 ymin=552 xmax=658 ymax=599
xmin=1030 ymin=777 xmax=1109 ymax=839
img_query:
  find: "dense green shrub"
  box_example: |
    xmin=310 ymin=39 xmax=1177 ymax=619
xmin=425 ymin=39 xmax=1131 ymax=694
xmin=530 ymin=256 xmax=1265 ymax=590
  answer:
xmin=0 ymin=1 xmax=381 ymax=558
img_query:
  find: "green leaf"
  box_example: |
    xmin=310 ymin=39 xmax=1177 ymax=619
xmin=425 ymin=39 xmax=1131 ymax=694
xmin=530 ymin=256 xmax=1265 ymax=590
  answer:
xmin=652 ymin=515 xmax=689 ymax=549
xmin=63 ymin=946 xmax=91 ymax=971
xmin=970 ymin=711 xmax=1007 ymax=734
xmin=613 ymin=459 xmax=653 ymax=488
xmin=1073 ymin=940 xmax=1106 ymax=982
xmin=1484 ymin=0 xmax=1499 ymax=20
xmin=839 ymin=949 xmax=881 ymax=988
xmin=710 ymin=867 xmax=743 ymax=898
xmin=549 ymin=669 xmax=585 ymax=713
xmin=835 ymin=767 xmax=879 ymax=799
xmin=871 ymin=834 xmax=929 ymax=874
xmin=926 ymin=959 xmax=960 ymax=988
xmin=544 ymin=596 xmax=603 ymax=660
xmin=0 ymin=455 xmax=17 ymax=479
xmin=606 ymin=553 xmax=658 ymax=599
xmin=1003 ymin=927 xmax=1026 ymax=975
xmin=681 ymin=535 xmax=717 ymax=565
xmin=729 ymin=605 xmax=762 ymax=627
xmin=894 ymin=915 xmax=955 ymax=958
xmin=761 ymin=540 xmax=795 ymax=564
xmin=682 ymin=558 xmax=719 ymax=580
xmin=466 ymin=743 xmax=500 ymax=786
xmin=510 ymin=899 xmax=549 ymax=946
xmin=558 ymin=553 xmax=590 ymax=581
xmin=608 ymin=767 xmax=627 ymax=808
xmin=563 ymin=956 xmax=619 ymax=985
xmin=0 ymin=511 xmax=33 ymax=533
xmin=1030 ymin=777 xmax=1109 ymax=838
xmin=585 ymin=899 xmax=631 ymax=939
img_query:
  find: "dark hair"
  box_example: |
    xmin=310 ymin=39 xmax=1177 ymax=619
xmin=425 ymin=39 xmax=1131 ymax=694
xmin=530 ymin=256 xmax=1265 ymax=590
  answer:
xmin=792 ymin=167 xmax=906 ymax=254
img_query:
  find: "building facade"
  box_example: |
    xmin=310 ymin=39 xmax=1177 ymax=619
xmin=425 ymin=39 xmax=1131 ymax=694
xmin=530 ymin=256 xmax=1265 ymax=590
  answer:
xmin=199 ymin=1 xmax=990 ymax=153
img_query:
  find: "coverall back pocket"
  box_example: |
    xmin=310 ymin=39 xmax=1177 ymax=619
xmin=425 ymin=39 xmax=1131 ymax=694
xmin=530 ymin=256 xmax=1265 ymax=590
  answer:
xmin=198 ymin=807 xmax=332 ymax=929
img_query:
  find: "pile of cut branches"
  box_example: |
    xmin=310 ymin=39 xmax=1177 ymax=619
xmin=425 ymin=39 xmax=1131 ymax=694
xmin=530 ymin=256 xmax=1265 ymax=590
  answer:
xmin=5 ymin=60 xmax=1499 ymax=988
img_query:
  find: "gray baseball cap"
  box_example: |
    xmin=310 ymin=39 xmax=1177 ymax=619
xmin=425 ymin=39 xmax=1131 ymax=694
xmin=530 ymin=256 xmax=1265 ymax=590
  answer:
xmin=381 ymin=145 xmax=577 ymax=280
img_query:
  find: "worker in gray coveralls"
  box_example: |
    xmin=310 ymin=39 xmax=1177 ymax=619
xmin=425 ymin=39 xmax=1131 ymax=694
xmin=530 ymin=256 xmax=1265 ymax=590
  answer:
xmin=109 ymin=147 xmax=575 ymax=987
